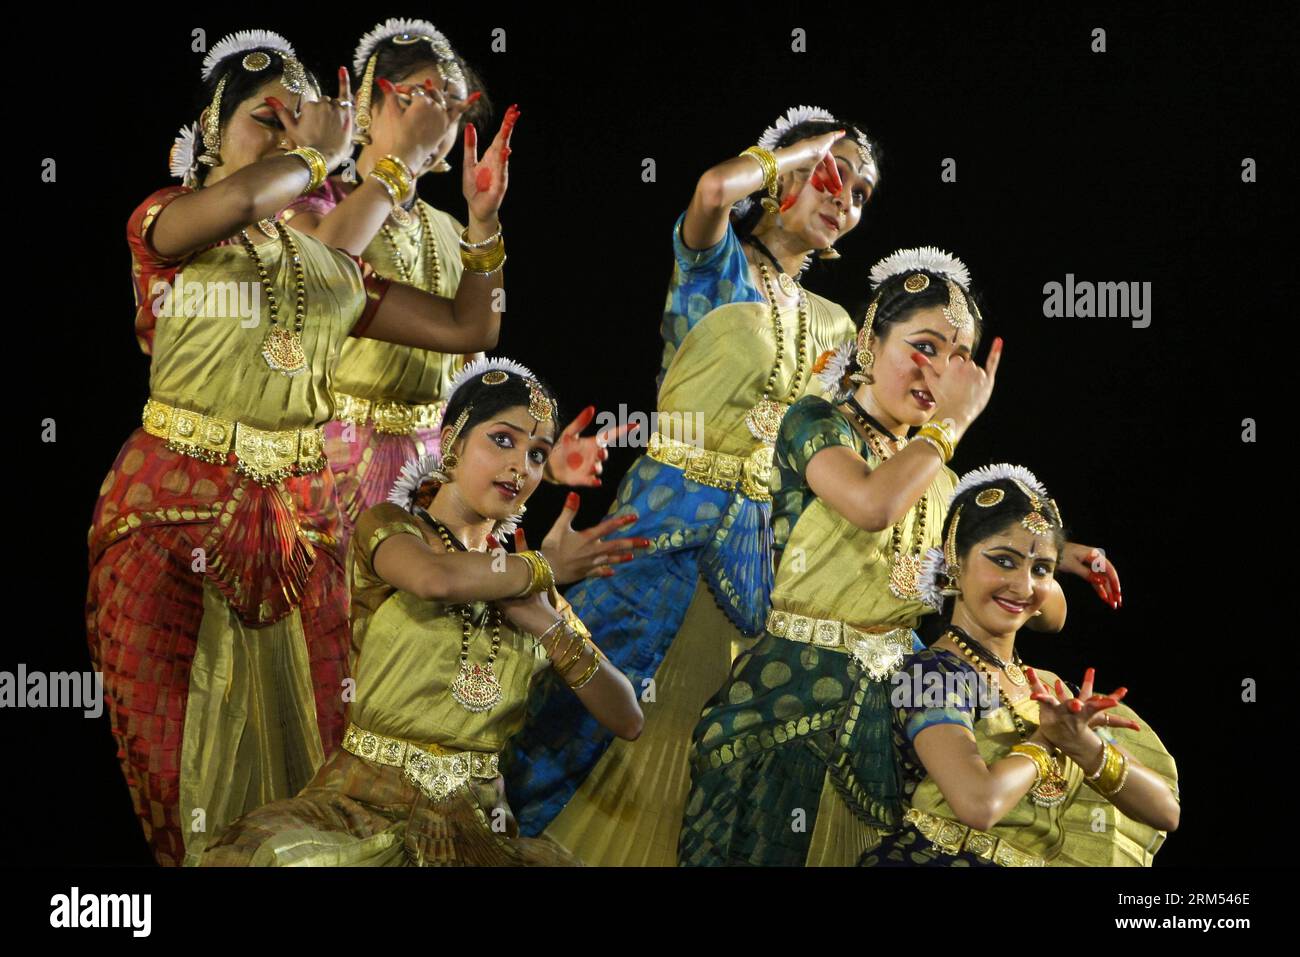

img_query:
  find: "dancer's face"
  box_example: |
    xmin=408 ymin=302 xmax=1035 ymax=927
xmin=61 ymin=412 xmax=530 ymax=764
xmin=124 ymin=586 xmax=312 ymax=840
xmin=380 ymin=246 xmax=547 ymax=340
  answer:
xmin=370 ymin=64 xmax=469 ymax=175
xmin=868 ymin=306 xmax=976 ymax=428
xmin=954 ymin=523 xmax=1059 ymax=636
xmin=204 ymin=77 xmax=320 ymax=176
xmin=442 ymin=404 xmax=555 ymax=523
xmin=779 ymin=140 xmax=878 ymax=249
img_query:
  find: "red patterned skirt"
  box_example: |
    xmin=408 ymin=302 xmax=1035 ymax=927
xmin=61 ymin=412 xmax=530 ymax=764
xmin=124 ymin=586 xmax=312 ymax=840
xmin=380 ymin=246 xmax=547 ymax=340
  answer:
xmin=86 ymin=429 xmax=350 ymax=865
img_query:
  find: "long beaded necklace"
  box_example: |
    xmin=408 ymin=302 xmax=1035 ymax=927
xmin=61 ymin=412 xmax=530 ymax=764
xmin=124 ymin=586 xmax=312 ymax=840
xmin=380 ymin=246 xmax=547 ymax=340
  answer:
xmin=839 ymin=394 xmax=927 ymax=599
xmin=944 ymin=626 xmax=1068 ymax=808
xmin=419 ymin=509 xmax=505 ymax=713
xmin=380 ymin=201 xmax=442 ymax=293
xmin=240 ymin=219 xmax=308 ymax=376
xmin=745 ymin=261 xmax=810 ymax=444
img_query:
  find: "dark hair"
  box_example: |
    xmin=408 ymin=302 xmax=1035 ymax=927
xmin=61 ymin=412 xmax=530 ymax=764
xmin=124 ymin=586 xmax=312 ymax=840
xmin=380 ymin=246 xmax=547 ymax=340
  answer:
xmin=732 ymin=117 xmax=882 ymax=240
xmin=365 ymin=37 xmax=492 ymax=126
xmin=942 ymin=477 xmax=1067 ymax=568
xmin=193 ymin=49 xmax=322 ymax=185
xmin=863 ymin=269 xmax=986 ymax=350
xmin=441 ymin=367 xmax=564 ymax=452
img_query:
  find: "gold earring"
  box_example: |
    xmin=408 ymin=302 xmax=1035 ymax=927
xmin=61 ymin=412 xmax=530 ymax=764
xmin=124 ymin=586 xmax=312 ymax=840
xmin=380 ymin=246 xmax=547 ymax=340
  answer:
xmin=431 ymin=159 xmax=452 ymax=173
xmin=818 ymin=245 xmax=841 ymax=260
xmin=850 ymin=302 xmax=877 ymax=384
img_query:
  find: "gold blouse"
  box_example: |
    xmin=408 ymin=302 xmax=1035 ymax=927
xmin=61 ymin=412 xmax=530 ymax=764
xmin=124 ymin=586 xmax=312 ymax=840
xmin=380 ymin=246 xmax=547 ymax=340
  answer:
xmin=147 ymin=228 xmax=368 ymax=430
xmin=330 ymin=202 xmax=467 ymax=404
xmin=656 ymin=293 xmax=855 ymax=457
xmin=347 ymin=502 xmax=551 ymax=753
xmin=772 ymin=414 xmax=956 ymax=630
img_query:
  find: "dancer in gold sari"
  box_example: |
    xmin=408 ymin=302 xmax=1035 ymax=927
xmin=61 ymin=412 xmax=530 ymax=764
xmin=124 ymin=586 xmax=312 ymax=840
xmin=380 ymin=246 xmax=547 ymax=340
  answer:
xmin=201 ymin=359 xmax=644 ymax=865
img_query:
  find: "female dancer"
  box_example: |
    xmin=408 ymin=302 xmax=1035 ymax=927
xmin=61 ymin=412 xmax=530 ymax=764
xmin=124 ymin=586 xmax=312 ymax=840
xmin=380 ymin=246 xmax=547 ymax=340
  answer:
xmin=678 ymin=249 xmax=1118 ymax=865
xmin=507 ymin=106 xmax=881 ymax=864
xmin=860 ymin=465 xmax=1178 ymax=866
xmin=200 ymin=359 xmax=644 ymax=866
xmin=280 ymin=18 xmax=608 ymax=550
xmin=86 ymin=28 xmax=513 ymax=865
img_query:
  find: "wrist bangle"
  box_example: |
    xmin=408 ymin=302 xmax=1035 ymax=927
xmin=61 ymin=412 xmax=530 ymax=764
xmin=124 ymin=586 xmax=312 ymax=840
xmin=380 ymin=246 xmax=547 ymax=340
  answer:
xmin=286 ymin=146 xmax=327 ymax=195
xmin=513 ymin=550 xmax=554 ymax=598
xmin=556 ymin=632 xmax=588 ymax=676
xmin=740 ymin=146 xmax=779 ymax=214
xmin=459 ymin=227 xmax=506 ymax=276
xmin=536 ymin=616 xmax=565 ymax=647
xmin=567 ymin=654 xmax=601 ymax=690
xmin=460 ymin=226 xmax=503 ymax=250
xmin=915 ymin=423 xmax=955 ymax=462
xmin=1085 ymin=739 xmax=1109 ymax=780
xmin=371 ymin=155 xmax=414 ymax=203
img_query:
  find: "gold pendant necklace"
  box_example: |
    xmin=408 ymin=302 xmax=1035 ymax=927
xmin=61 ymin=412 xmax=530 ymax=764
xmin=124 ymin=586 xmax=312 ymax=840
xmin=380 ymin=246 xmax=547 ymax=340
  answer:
xmin=429 ymin=517 xmax=504 ymax=713
xmin=886 ymin=490 xmax=929 ymax=600
xmin=746 ymin=263 xmax=810 ymax=444
xmin=389 ymin=203 xmax=414 ymax=228
xmin=241 ymin=220 xmax=308 ymax=377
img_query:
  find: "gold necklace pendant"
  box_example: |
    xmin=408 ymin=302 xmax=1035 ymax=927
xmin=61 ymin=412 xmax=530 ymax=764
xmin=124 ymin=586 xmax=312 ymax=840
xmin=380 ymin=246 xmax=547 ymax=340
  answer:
xmin=255 ymin=218 xmax=279 ymax=240
xmin=261 ymin=327 xmax=308 ymax=376
xmin=1028 ymin=759 xmax=1070 ymax=808
xmin=888 ymin=553 xmax=922 ymax=600
xmin=745 ymin=398 xmax=785 ymax=444
xmin=1004 ymin=661 xmax=1028 ymax=687
xmin=450 ymin=661 xmax=502 ymax=713
xmin=776 ymin=271 xmax=798 ymax=298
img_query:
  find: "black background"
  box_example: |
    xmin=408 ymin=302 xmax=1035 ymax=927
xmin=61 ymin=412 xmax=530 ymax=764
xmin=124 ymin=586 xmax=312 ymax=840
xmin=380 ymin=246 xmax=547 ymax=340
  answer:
xmin=6 ymin=5 xmax=1288 ymax=871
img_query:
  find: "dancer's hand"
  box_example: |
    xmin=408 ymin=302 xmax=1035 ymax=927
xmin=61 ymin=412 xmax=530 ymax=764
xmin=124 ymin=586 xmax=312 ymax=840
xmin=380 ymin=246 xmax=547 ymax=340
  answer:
xmin=265 ymin=67 xmax=354 ymax=171
xmin=464 ymin=104 xmax=518 ymax=229
xmin=1059 ymin=542 xmax=1122 ymax=610
xmin=537 ymin=493 xmax=650 ymax=583
xmin=1026 ymin=666 xmax=1140 ymax=762
xmin=372 ymin=75 xmax=472 ymax=176
xmin=913 ymin=336 xmax=1003 ymax=441
xmin=543 ymin=406 xmax=632 ymax=488
xmin=775 ymin=130 xmax=845 ymax=211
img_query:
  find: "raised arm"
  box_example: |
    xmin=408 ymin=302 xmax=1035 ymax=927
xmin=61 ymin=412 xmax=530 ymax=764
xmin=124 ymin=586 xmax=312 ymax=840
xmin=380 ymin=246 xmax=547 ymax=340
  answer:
xmin=150 ymin=76 xmax=354 ymax=259
xmin=683 ymin=129 xmax=845 ymax=250
xmin=289 ymin=75 xmax=475 ymax=255
xmin=357 ymin=107 xmax=518 ymax=352
xmin=806 ymin=339 xmax=1003 ymax=532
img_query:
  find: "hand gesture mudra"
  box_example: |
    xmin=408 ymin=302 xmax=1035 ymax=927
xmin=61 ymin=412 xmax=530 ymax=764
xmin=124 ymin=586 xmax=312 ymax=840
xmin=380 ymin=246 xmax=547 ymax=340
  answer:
xmin=464 ymin=104 xmax=519 ymax=224
xmin=265 ymin=66 xmax=355 ymax=170
xmin=532 ymin=493 xmax=649 ymax=584
xmin=912 ymin=336 xmax=1003 ymax=435
xmin=375 ymin=76 xmax=477 ymax=174
xmin=545 ymin=406 xmax=633 ymax=488
xmin=1025 ymin=666 xmax=1140 ymax=756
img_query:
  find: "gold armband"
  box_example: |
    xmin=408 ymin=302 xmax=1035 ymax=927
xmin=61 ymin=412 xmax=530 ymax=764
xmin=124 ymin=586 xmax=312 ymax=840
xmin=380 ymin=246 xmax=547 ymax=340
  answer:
xmin=286 ymin=146 xmax=328 ymax=195
xmin=740 ymin=146 xmax=779 ymax=213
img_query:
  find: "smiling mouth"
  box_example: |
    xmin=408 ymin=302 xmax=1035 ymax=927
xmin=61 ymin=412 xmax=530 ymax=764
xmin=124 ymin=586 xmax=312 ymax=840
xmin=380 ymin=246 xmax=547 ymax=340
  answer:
xmin=494 ymin=481 xmax=521 ymax=499
xmin=819 ymin=213 xmax=840 ymax=232
xmin=993 ymin=596 xmax=1030 ymax=614
xmin=911 ymin=389 xmax=935 ymax=408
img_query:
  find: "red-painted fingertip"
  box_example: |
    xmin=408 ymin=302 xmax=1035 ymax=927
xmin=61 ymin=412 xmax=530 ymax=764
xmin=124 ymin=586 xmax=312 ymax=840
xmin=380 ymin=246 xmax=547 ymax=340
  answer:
xmin=910 ymin=352 xmax=927 ymax=367
xmin=467 ymin=91 xmax=483 ymax=105
xmin=564 ymin=492 xmax=580 ymax=510
xmin=377 ymin=77 xmax=395 ymax=94
xmin=265 ymin=96 xmax=285 ymax=110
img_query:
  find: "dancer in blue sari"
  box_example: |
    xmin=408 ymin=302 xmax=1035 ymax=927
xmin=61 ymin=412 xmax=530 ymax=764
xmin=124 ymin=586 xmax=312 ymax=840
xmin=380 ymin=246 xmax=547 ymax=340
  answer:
xmin=506 ymin=106 xmax=882 ymax=863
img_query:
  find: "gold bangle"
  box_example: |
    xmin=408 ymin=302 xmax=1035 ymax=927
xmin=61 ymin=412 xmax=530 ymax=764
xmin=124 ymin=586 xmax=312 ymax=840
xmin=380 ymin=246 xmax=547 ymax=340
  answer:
xmin=513 ymin=550 xmax=554 ymax=598
xmin=536 ymin=616 xmax=566 ymax=647
xmin=385 ymin=154 xmax=415 ymax=183
xmin=1085 ymin=740 xmax=1109 ymax=781
xmin=740 ymin=146 xmax=779 ymax=213
xmin=550 ymin=622 xmax=582 ymax=665
xmin=367 ymin=168 xmax=402 ymax=205
xmin=460 ymin=241 xmax=506 ymax=276
xmin=286 ymin=146 xmax=327 ymax=195
xmin=915 ymin=434 xmax=950 ymax=463
xmin=371 ymin=155 xmax=413 ymax=201
xmin=567 ymin=654 xmax=601 ymax=690
xmin=915 ymin=424 xmax=955 ymax=462
xmin=1008 ymin=742 xmax=1051 ymax=785
xmin=556 ymin=632 xmax=588 ymax=676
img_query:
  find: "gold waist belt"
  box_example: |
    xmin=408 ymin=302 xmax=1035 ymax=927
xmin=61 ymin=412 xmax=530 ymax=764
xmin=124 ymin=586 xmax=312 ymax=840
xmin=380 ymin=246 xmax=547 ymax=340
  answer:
xmin=646 ymin=430 xmax=774 ymax=502
xmin=905 ymin=807 xmax=1046 ymax=867
xmin=333 ymin=391 xmax=445 ymax=435
xmin=341 ymin=722 xmax=500 ymax=803
xmin=766 ymin=609 xmax=913 ymax=681
xmin=142 ymin=397 xmax=326 ymax=485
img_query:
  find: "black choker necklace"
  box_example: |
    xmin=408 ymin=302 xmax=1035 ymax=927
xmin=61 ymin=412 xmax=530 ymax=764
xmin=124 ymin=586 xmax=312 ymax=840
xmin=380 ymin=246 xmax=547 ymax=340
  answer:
xmin=843 ymin=394 xmax=902 ymax=441
xmin=415 ymin=508 xmax=467 ymax=552
xmin=946 ymin=624 xmax=1027 ymax=687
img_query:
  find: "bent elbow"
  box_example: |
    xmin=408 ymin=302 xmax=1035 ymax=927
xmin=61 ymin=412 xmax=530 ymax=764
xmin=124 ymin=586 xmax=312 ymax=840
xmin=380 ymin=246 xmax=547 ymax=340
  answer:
xmin=1158 ymin=804 xmax=1180 ymax=833
xmin=853 ymin=507 xmax=892 ymax=534
xmin=695 ymin=171 xmax=728 ymax=212
xmin=617 ymin=708 xmax=645 ymax=742
xmin=951 ymin=797 xmax=1001 ymax=834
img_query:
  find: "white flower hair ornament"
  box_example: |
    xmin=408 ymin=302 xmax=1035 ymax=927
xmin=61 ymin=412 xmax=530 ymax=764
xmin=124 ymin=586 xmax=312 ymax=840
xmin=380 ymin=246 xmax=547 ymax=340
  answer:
xmin=353 ymin=17 xmax=451 ymax=74
xmin=757 ymin=104 xmax=839 ymax=152
xmin=869 ymin=247 xmax=971 ymax=290
xmin=201 ymin=29 xmax=297 ymax=80
xmin=814 ymin=339 xmax=857 ymax=404
xmin=169 ymin=123 xmax=200 ymax=188
xmin=387 ymin=449 xmax=524 ymax=543
xmin=949 ymin=463 xmax=1047 ymax=504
